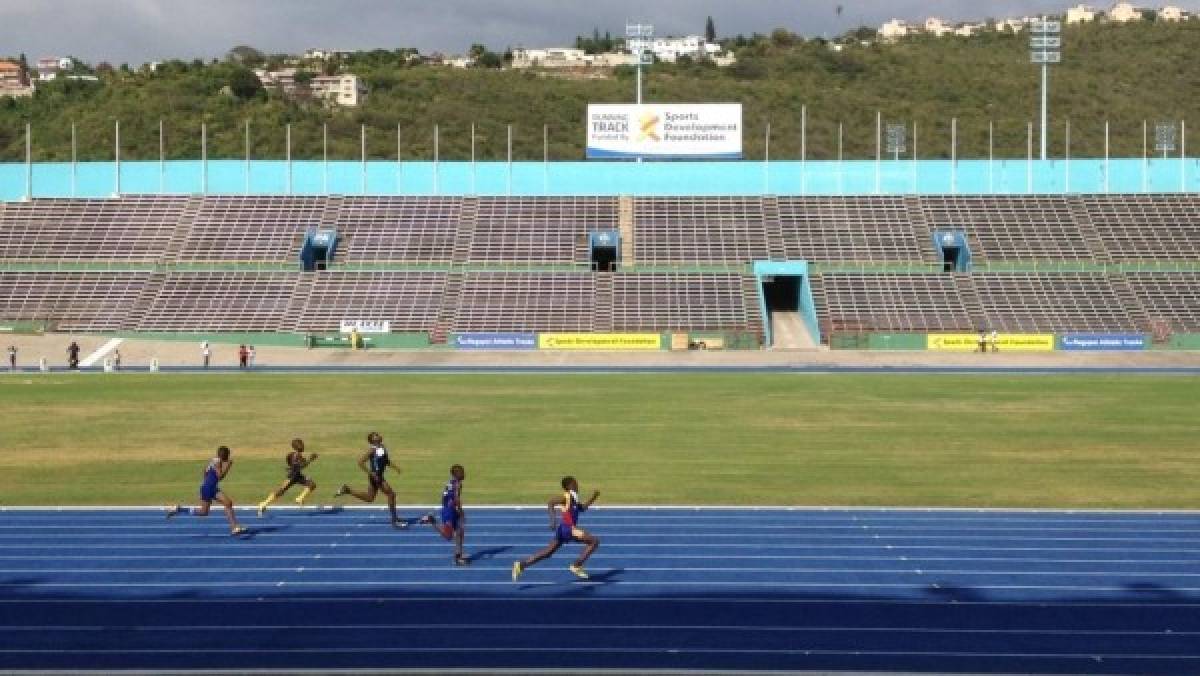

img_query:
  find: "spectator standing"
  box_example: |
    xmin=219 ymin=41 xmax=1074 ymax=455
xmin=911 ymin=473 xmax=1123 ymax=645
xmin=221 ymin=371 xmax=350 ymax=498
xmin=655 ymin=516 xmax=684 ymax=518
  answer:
xmin=113 ymin=349 xmax=122 ymax=371
xmin=977 ymin=331 xmax=987 ymax=355
xmin=238 ymin=345 xmax=248 ymax=370
xmin=248 ymin=345 xmax=256 ymax=369
xmin=67 ymin=341 xmax=81 ymax=370
xmin=989 ymin=329 xmax=999 ymax=353
xmin=201 ymin=341 xmax=211 ymax=369
xmin=7 ymin=345 xmax=15 ymax=371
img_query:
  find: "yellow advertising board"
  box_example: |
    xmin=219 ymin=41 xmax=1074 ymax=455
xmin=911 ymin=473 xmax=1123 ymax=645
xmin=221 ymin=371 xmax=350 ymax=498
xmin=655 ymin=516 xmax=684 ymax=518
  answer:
xmin=538 ymin=333 xmax=663 ymax=350
xmin=927 ymin=333 xmax=1055 ymax=352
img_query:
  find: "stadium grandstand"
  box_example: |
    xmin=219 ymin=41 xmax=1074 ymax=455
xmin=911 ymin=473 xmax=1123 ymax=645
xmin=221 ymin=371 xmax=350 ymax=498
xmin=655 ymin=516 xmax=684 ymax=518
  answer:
xmin=1 ymin=192 xmax=1199 ymax=349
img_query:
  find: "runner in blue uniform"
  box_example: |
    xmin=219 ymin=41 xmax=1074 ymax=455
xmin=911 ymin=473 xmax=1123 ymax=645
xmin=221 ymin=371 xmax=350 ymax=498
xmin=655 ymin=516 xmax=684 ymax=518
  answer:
xmin=419 ymin=464 xmax=469 ymax=565
xmin=512 ymin=476 xmax=599 ymax=580
xmin=166 ymin=446 xmax=246 ymax=535
xmin=334 ymin=431 xmax=406 ymax=529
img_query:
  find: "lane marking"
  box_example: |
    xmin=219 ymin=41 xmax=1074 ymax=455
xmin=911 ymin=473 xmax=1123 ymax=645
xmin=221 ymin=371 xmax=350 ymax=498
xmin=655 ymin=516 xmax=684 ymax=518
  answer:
xmin=78 ymin=338 xmax=122 ymax=368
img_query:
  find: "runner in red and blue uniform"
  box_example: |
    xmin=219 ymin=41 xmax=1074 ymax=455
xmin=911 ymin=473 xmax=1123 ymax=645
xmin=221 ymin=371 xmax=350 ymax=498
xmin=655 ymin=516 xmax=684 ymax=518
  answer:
xmin=166 ymin=446 xmax=246 ymax=536
xmin=512 ymin=476 xmax=600 ymax=580
xmin=419 ymin=464 xmax=469 ymax=566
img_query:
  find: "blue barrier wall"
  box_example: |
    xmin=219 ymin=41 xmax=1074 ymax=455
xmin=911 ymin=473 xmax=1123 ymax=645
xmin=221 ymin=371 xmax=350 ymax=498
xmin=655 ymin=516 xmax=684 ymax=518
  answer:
xmin=3 ymin=158 xmax=1200 ymax=200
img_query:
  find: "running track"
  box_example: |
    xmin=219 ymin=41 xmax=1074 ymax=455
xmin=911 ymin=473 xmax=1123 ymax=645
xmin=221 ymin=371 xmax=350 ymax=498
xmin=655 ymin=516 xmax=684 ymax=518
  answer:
xmin=0 ymin=507 xmax=1198 ymax=673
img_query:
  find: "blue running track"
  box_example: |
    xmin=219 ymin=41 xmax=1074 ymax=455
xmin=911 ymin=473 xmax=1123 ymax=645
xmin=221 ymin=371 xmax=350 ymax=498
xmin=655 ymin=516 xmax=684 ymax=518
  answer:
xmin=0 ymin=507 xmax=1198 ymax=673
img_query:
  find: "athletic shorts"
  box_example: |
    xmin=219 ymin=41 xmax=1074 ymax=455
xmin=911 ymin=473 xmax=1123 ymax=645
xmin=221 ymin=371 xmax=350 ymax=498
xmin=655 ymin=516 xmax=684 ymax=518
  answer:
xmin=441 ymin=507 xmax=460 ymax=531
xmin=286 ymin=470 xmax=308 ymax=486
xmin=200 ymin=477 xmax=219 ymax=502
xmin=368 ymin=473 xmax=386 ymax=489
xmin=555 ymin=523 xmax=582 ymax=543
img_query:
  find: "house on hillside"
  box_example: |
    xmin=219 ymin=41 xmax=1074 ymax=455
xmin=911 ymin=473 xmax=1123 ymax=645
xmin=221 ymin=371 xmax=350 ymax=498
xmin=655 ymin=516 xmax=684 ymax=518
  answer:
xmin=955 ymin=22 xmax=988 ymax=37
xmin=1159 ymin=5 xmax=1188 ymax=20
xmin=625 ymin=35 xmax=721 ymax=63
xmin=510 ymin=47 xmax=589 ymax=69
xmin=0 ymin=60 xmax=34 ymax=97
xmin=255 ymin=68 xmax=366 ymax=107
xmin=924 ymin=17 xmax=954 ymax=36
xmin=35 ymin=56 xmax=72 ymax=81
xmin=1108 ymin=2 xmax=1148 ymax=22
xmin=879 ymin=19 xmax=912 ymax=41
xmin=1066 ymin=4 xmax=1099 ymax=22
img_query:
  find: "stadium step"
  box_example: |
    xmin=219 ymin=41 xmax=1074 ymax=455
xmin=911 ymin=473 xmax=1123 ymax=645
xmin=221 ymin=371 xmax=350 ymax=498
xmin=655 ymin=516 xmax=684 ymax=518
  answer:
xmin=593 ymin=272 xmax=614 ymax=332
xmin=454 ymin=198 xmax=479 ymax=264
xmin=1068 ymin=197 xmax=1115 ymax=263
xmin=431 ymin=271 xmax=465 ymax=343
xmin=125 ymin=271 xmax=169 ymax=330
xmin=284 ymin=273 xmax=319 ymax=331
xmin=1108 ymin=274 xmax=1151 ymax=331
xmin=618 ymin=196 xmax=635 ymax=265
xmin=761 ymin=196 xmax=787 ymax=260
xmin=952 ymin=272 xmax=988 ymax=330
xmin=162 ymin=196 xmax=204 ymax=262
xmin=905 ymin=196 xmax=941 ymax=264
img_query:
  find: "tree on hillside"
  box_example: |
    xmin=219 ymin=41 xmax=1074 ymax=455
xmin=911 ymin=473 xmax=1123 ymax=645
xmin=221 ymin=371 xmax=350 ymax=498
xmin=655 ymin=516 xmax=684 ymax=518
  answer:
xmin=227 ymin=67 xmax=263 ymax=100
xmin=705 ymin=16 xmax=717 ymax=43
xmin=226 ymin=45 xmax=265 ymax=67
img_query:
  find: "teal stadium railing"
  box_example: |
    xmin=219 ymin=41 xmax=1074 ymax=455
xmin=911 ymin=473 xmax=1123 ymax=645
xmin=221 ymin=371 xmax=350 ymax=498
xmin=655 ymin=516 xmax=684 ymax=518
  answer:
xmin=3 ymin=159 xmax=1200 ymax=200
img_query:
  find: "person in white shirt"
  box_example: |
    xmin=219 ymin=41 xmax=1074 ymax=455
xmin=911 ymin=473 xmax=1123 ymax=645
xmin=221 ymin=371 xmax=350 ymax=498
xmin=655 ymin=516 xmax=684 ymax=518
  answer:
xmin=201 ymin=341 xmax=211 ymax=368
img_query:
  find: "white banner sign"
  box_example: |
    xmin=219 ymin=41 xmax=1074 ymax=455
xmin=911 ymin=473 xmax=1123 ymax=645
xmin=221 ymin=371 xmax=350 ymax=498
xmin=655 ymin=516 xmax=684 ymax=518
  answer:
xmin=339 ymin=320 xmax=390 ymax=334
xmin=586 ymin=103 xmax=742 ymax=159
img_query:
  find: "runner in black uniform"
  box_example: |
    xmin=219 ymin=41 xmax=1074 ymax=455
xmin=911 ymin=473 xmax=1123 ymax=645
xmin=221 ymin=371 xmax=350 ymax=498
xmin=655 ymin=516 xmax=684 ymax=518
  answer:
xmin=334 ymin=431 xmax=407 ymax=528
xmin=257 ymin=438 xmax=319 ymax=517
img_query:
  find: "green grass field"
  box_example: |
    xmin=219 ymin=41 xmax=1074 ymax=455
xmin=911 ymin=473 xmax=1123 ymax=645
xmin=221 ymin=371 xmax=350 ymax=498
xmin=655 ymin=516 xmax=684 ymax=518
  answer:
xmin=1 ymin=373 xmax=1196 ymax=508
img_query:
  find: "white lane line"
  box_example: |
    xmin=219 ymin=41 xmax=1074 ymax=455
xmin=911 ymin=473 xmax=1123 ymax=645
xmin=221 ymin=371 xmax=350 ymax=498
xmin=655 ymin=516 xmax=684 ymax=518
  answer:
xmin=5 ymin=543 xmax=1200 ymax=553
xmin=4 ymin=623 xmax=1200 ymax=637
xmin=4 ymin=505 xmax=1200 ymax=514
xmin=4 ymin=533 xmax=1199 ymax=544
xmin=78 ymin=338 xmax=122 ymax=368
xmin=0 ymin=647 xmax=1196 ymax=660
xmin=5 ymin=595 xmax=1200 ymax=608
xmin=5 ymin=524 xmax=1199 ymax=533
xmin=4 ymin=581 xmax=1200 ymax=592
xmin=4 ymin=566 xmax=1200 ymax=577
xmin=1 ymin=554 xmax=1195 ymax=564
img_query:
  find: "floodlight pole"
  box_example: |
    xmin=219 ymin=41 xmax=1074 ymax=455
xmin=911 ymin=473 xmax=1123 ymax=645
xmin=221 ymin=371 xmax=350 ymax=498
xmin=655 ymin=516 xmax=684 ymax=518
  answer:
xmin=244 ymin=119 xmax=250 ymax=195
xmin=360 ymin=123 xmax=366 ymax=195
xmin=764 ymin=121 xmax=771 ymax=194
xmin=1104 ymin=120 xmax=1109 ymax=193
xmin=24 ymin=123 xmax=31 ymax=201
xmin=837 ymin=121 xmax=844 ymax=194
xmin=951 ymin=117 xmax=957 ymax=195
xmin=1040 ymin=63 xmax=1049 ymax=160
xmin=874 ymin=111 xmax=881 ymax=194
xmin=800 ymin=104 xmax=807 ymax=195
xmin=988 ymin=120 xmax=994 ymax=193
xmin=470 ymin=123 xmax=476 ymax=194
xmin=397 ymin=124 xmax=402 ymax=195
xmin=114 ymin=120 xmax=121 ymax=196
xmin=70 ymin=122 xmax=77 ymax=197
xmin=433 ymin=124 xmax=440 ymax=195
xmin=1142 ymin=119 xmax=1148 ymax=192
xmin=159 ymin=119 xmax=165 ymax=194
xmin=286 ymin=123 xmax=292 ymax=195
xmin=1065 ymin=118 xmax=1071 ymax=193
xmin=543 ymin=123 xmax=549 ymax=194
xmin=1181 ymin=120 xmax=1187 ymax=191
xmin=201 ymin=123 xmax=207 ymax=195
xmin=507 ymin=123 xmax=513 ymax=196
xmin=1026 ymin=121 xmax=1033 ymax=194
xmin=322 ymin=124 xmax=328 ymax=194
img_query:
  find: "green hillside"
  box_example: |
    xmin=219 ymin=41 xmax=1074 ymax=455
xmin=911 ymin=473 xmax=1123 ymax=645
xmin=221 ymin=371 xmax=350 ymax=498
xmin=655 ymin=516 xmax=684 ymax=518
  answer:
xmin=2 ymin=20 xmax=1199 ymax=162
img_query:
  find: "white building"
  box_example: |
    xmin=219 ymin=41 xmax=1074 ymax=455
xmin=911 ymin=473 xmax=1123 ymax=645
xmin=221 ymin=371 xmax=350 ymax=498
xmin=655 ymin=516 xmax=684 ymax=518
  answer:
xmin=1066 ymin=4 xmax=1098 ymax=23
xmin=996 ymin=18 xmax=1030 ymax=32
xmin=303 ymin=49 xmax=354 ymax=61
xmin=1108 ymin=2 xmax=1147 ymax=22
xmin=954 ymin=22 xmax=987 ymax=37
xmin=1159 ymin=5 xmax=1187 ymax=20
xmin=879 ymin=19 xmax=912 ymax=41
xmin=35 ymin=56 xmax=72 ymax=81
xmin=510 ymin=47 xmax=588 ymax=69
xmin=255 ymin=68 xmax=366 ymax=106
xmin=311 ymin=74 xmax=366 ymax=107
xmin=626 ymin=35 xmax=720 ymax=62
xmin=925 ymin=17 xmax=955 ymax=36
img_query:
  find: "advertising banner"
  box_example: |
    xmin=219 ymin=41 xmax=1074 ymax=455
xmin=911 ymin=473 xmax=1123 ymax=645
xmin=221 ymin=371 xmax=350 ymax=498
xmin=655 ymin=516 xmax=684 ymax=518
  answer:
xmin=538 ymin=333 xmax=663 ymax=350
xmin=586 ymin=104 xmax=742 ymax=159
xmin=1059 ymin=333 xmax=1147 ymax=351
xmin=339 ymin=320 xmax=390 ymax=334
xmin=452 ymin=333 xmax=537 ymax=350
xmin=927 ymin=333 xmax=1055 ymax=352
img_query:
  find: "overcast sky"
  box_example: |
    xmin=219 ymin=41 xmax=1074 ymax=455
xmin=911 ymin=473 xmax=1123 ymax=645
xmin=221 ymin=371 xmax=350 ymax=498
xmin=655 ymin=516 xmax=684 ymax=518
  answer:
xmin=3 ymin=0 xmax=1200 ymax=65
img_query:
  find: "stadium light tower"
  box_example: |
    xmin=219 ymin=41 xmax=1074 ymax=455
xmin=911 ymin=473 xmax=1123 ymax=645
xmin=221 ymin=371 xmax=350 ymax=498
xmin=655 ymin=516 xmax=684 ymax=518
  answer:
xmin=626 ymin=23 xmax=653 ymax=104
xmin=1030 ymin=18 xmax=1061 ymax=160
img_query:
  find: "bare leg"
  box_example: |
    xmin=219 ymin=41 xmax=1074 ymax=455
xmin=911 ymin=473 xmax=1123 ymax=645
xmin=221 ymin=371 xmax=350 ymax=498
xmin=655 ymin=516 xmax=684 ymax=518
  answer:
xmin=521 ymin=540 xmax=562 ymax=568
xmin=345 ymin=484 xmax=377 ymax=502
xmin=216 ymin=493 xmax=243 ymax=533
xmin=455 ymin=524 xmax=465 ymax=559
xmin=572 ymin=532 xmax=600 ymax=567
xmin=192 ymin=500 xmax=213 ymax=516
xmin=380 ymin=483 xmax=402 ymax=525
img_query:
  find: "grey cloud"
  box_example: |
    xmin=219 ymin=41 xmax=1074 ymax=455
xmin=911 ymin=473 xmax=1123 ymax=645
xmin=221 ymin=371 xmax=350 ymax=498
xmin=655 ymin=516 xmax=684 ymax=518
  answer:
xmin=2 ymin=0 xmax=1198 ymax=65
